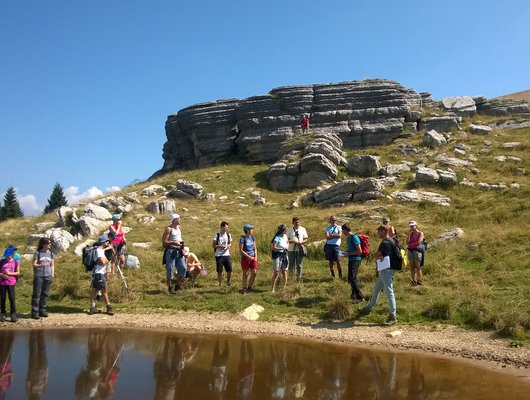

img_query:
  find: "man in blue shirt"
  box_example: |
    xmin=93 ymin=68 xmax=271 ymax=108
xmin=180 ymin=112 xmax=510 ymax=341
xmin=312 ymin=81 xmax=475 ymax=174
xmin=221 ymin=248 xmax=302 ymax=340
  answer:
xmin=325 ymin=216 xmax=342 ymax=278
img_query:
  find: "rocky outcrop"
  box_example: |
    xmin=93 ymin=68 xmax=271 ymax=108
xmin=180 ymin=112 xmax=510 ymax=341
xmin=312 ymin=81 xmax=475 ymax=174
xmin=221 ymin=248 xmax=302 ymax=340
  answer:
xmin=477 ymin=98 xmax=530 ymax=116
xmin=158 ymin=79 xmax=422 ymax=174
xmin=423 ymin=129 xmax=447 ymax=148
xmin=302 ymin=178 xmax=385 ymax=206
xmin=348 ymin=155 xmax=381 ymax=177
xmin=418 ymin=116 xmax=460 ymax=133
xmin=441 ymin=96 xmax=476 ymax=116
xmin=415 ymin=167 xmax=458 ymax=186
xmin=391 ymin=189 xmax=451 ymax=207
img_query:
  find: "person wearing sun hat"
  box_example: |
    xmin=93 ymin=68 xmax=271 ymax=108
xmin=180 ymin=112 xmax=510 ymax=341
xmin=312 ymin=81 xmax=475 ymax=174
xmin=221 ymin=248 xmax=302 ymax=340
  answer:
xmin=162 ymin=213 xmax=187 ymax=294
xmin=0 ymin=246 xmax=20 ymax=322
xmin=240 ymin=223 xmax=258 ymax=294
xmin=406 ymin=221 xmax=424 ymax=286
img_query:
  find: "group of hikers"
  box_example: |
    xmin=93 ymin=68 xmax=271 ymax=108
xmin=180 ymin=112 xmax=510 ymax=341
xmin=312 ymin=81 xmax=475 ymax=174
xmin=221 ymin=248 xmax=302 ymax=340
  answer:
xmin=0 ymin=211 xmax=425 ymax=325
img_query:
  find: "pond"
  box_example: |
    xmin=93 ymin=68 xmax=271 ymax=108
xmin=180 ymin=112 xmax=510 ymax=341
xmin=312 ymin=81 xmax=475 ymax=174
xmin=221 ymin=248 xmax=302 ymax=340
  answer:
xmin=0 ymin=329 xmax=529 ymax=399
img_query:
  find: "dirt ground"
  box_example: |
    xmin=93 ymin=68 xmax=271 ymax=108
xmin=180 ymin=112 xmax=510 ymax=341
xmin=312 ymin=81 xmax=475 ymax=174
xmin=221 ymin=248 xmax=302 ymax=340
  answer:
xmin=6 ymin=310 xmax=530 ymax=377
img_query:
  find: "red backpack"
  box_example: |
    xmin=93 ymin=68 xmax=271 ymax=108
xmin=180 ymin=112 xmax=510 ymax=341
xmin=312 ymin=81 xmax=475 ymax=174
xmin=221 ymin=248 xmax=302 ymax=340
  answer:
xmin=356 ymin=234 xmax=370 ymax=258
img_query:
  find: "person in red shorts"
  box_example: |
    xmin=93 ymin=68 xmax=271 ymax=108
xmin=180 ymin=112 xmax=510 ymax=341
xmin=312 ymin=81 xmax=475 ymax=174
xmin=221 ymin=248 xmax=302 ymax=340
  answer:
xmin=300 ymin=114 xmax=309 ymax=134
xmin=240 ymin=224 xmax=258 ymax=294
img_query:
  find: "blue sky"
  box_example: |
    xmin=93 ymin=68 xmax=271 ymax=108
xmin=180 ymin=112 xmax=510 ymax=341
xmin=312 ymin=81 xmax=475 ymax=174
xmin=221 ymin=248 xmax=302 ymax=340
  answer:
xmin=1 ymin=0 xmax=529 ymax=215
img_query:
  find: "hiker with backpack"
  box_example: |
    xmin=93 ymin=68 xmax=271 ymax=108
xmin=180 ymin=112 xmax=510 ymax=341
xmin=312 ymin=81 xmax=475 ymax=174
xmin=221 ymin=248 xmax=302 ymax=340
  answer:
xmin=162 ymin=213 xmax=187 ymax=294
xmin=88 ymin=235 xmax=115 ymax=315
xmin=212 ymin=221 xmax=232 ymax=286
xmin=31 ymin=237 xmax=55 ymax=320
xmin=325 ymin=216 xmax=343 ymax=278
xmin=287 ymin=217 xmax=308 ymax=283
xmin=0 ymin=246 xmax=20 ymax=322
xmin=341 ymin=224 xmax=366 ymax=304
xmin=240 ymin=223 xmax=258 ymax=294
xmin=108 ymin=214 xmax=127 ymax=275
xmin=406 ymin=221 xmax=425 ymax=286
xmin=271 ymin=224 xmax=289 ymax=293
xmin=358 ymin=225 xmax=400 ymax=326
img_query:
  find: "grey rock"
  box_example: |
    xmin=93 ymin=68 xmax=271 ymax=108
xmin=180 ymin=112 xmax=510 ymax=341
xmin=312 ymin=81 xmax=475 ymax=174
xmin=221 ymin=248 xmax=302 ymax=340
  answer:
xmin=394 ymin=144 xmax=420 ymax=154
xmin=379 ymin=163 xmax=410 ymax=176
xmin=469 ymin=124 xmax=492 ymax=135
xmin=167 ymin=189 xmax=196 ymax=199
xmin=491 ymin=120 xmax=530 ymax=130
xmin=141 ymin=184 xmax=167 ymax=196
xmin=125 ymin=255 xmax=141 ymax=269
xmin=501 ymin=142 xmax=522 ymax=149
xmin=430 ymin=228 xmax=464 ymax=247
xmin=146 ymin=202 xmax=160 ymax=214
xmin=42 ymin=228 xmax=75 ymax=253
xmin=313 ymin=180 xmax=357 ymax=205
xmin=78 ymin=216 xmax=109 ymax=237
xmin=477 ymin=98 xmax=530 ymax=116
xmin=441 ymin=96 xmax=476 ymax=116
xmin=436 ymin=154 xmax=471 ymax=168
xmin=348 ymin=155 xmax=382 ymax=177
xmin=415 ymin=167 xmax=440 ymax=185
xmin=418 ymin=116 xmax=459 ymax=132
xmin=391 ymin=189 xmax=451 ymax=207
xmin=82 ymin=203 xmax=113 ymax=221
xmin=176 ymin=180 xmax=204 ymax=198
xmin=255 ymin=196 xmax=266 ymax=205
xmin=158 ymin=199 xmax=176 ymax=214
xmin=494 ymin=156 xmax=522 ymax=163
xmin=138 ymin=215 xmax=156 ymax=224
xmin=423 ymin=130 xmax=447 ymax=148
xmin=515 ymin=168 xmax=526 ymax=175
xmin=132 ymin=243 xmax=151 ymax=249
xmin=56 ymin=206 xmax=79 ymax=227
xmin=35 ymin=222 xmax=56 ymax=232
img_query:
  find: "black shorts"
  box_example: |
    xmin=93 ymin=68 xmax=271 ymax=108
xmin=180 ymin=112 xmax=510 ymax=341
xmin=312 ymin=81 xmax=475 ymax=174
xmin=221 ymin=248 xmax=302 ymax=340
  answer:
xmin=325 ymin=244 xmax=341 ymax=262
xmin=91 ymin=273 xmax=107 ymax=290
xmin=215 ymin=256 xmax=232 ymax=273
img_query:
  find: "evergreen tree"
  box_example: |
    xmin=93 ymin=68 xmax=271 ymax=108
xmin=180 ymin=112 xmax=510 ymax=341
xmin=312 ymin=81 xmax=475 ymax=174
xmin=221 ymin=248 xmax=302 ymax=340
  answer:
xmin=1 ymin=187 xmax=24 ymax=220
xmin=44 ymin=183 xmax=68 ymax=213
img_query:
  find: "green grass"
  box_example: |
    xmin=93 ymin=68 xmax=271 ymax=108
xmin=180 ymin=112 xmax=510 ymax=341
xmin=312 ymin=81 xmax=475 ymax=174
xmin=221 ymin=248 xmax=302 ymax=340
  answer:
xmin=1 ymin=123 xmax=530 ymax=340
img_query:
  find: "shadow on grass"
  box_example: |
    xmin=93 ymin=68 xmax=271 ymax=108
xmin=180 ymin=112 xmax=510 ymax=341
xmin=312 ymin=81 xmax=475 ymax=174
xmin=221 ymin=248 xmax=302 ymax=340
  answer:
xmin=295 ymin=296 xmax=326 ymax=308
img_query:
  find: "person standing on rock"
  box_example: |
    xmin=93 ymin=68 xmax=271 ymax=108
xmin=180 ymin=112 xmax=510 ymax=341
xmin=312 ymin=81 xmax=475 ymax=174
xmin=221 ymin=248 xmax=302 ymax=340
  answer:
xmin=31 ymin=237 xmax=55 ymax=320
xmin=240 ymin=224 xmax=258 ymax=294
xmin=162 ymin=213 xmax=187 ymax=294
xmin=287 ymin=217 xmax=308 ymax=282
xmin=407 ymin=221 xmax=424 ymax=286
xmin=357 ymin=225 xmax=397 ymax=326
xmin=212 ymin=221 xmax=233 ymax=287
xmin=325 ymin=216 xmax=342 ymax=278
xmin=300 ymin=114 xmax=310 ymax=134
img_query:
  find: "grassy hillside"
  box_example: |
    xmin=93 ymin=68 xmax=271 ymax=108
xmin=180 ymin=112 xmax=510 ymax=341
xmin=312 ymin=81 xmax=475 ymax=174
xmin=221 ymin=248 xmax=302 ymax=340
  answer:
xmin=1 ymin=120 xmax=529 ymax=341
xmin=498 ymin=89 xmax=530 ymax=104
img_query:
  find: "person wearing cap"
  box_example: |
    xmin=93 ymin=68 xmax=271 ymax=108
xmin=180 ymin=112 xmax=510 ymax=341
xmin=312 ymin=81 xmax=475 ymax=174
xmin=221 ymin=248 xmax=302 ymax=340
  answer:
xmin=88 ymin=235 xmax=114 ymax=315
xmin=358 ymin=225 xmax=398 ymax=325
xmin=341 ymin=224 xmax=365 ymax=304
xmin=31 ymin=237 xmax=55 ymax=319
xmin=406 ymin=221 xmax=424 ymax=286
xmin=162 ymin=213 xmax=187 ymax=294
xmin=0 ymin=246 xmax=20 ymax=322
xmin=108 ymin=214 xmax=127 ymax=275
xmin=240 ymin=224 xmax=258 ymax=294
xmin=325 ymin=216 xmax=343 ymax=278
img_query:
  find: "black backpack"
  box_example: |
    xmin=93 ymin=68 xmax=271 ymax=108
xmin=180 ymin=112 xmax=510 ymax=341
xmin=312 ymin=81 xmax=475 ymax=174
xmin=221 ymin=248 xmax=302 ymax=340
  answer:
xmin=384 ymin=239 xmax=403 ymax=271
xmin=82 ymin=245 xmax=99 ymax=272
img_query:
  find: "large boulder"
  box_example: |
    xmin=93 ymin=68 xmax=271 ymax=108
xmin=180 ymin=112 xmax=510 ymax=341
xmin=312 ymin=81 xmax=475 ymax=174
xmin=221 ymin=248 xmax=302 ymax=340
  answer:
xmin=348 ymin=155 xmax=381 ymax=177
xmin=391 ymin=189 xmax=451 ymax=207
xmin=423 ymin=130 xmax=447 ymax=148
xmin=82 ymin=203 xmax=113 ymax=221
xmin=176 ymin=180 xmax=204 ymax=198
xmin=296 ymin=153 xmax=338 ymax=188
xmin=141 ymin=185 xmax=167 ymax=196
xmin=43 ymin=228 xmax=75 ymax=253
xmin=379 ymin=163 xmax=411 ymax=176
xmin=56 ymin=206 xmax=79 ymax=227
xmin=78 ymin=216 xmax=109 ymax=237
xmin=441 ymin=96 xmax=476 ymax=116
xmin=313 ymin=180 xmax=358 ymax=205
xmin=418 ymin=116 xmax=460 ymax=132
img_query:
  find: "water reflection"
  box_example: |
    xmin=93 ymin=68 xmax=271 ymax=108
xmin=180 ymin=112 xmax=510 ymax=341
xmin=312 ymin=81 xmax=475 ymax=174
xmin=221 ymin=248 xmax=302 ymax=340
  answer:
xmin=0 ymin=329 xmax=528 ymax=399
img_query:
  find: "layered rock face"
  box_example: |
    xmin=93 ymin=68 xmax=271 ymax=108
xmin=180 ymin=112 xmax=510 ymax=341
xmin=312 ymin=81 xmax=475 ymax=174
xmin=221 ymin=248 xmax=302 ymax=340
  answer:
xmin=160 ymin=79 xmax=422 ymax=174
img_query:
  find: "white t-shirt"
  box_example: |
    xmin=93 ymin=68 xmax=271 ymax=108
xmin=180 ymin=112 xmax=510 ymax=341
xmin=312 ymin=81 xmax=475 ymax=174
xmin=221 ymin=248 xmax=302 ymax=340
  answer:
xmin=93 ymin=247 xmax=107 ymax=275
xmin=287 ymin=226 xmax=308 ymax=252
xmin=213 ymin=232 xmax=232 ymax=257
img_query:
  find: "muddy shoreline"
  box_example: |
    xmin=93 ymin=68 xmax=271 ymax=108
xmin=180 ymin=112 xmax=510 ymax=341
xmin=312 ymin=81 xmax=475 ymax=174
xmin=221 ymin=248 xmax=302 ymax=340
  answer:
xmin=5 ymin=311 xmax=530 ymax=377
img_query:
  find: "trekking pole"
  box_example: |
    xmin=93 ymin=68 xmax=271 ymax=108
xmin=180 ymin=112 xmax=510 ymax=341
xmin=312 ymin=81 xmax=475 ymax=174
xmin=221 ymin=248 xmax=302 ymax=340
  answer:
xmin=115 ymin=263 xmax=128 ymax=292
xmin=105 ymin=343 xmax=126 ymax=380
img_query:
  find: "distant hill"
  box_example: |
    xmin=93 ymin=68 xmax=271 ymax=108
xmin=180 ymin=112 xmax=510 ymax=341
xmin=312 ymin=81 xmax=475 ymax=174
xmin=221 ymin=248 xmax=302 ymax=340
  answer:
xmin=498 ymin=89 xmax=530 ymax=103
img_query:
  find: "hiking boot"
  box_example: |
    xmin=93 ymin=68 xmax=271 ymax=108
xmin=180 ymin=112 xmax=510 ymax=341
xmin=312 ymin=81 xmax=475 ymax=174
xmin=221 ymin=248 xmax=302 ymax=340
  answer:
xmin=31 ymin=313 xmax=41 ymax=320
xmin=39 ymin=310 xmax=49 ymax=318
xmin=10 ymin=313 xmax=18 ymax=323
xmin=351 ymin=298 xmax=363 ymax=304
xmin=96 ymin=291 xmax=102 ymax=301
xmin=226 ymin=280 xmax=231 ymax=286
xmin=169 ymin=287 xmax=176 ymax=294
xmin=410 ymin=280 xmax=417 ymax=286
xmin=416 ymin=280 xmax=423 ymax=286
xmin=384 ymin=316 xmax=397 ymax=326
xmin=0 ymin=314 xmax=6 ymax=322
xmin=357 ymin=306 xmax=371 ymax=316
xmin=106 ymin=305 xmax=114 ymax=316
xmin=88 ymin=307 xmax=99 ymax=315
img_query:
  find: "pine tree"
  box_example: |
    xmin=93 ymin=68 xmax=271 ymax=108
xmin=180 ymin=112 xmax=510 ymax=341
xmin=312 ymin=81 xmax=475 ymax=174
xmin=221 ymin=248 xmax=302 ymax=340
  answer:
xmin=44 ymin=183 xmax=68 ymax=213
xmin=1 ymin=187 xmax=24 ymax=220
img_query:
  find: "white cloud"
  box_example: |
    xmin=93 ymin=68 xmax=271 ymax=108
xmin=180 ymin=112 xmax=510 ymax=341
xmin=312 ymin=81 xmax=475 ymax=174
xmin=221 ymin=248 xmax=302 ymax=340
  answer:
xmin=64 ymin=186 xmax=104 ymax=205
xmin=17 ymin=194 xmax=43 ymax=216
xmin=105 ymin=186 xmax=121 ymax=193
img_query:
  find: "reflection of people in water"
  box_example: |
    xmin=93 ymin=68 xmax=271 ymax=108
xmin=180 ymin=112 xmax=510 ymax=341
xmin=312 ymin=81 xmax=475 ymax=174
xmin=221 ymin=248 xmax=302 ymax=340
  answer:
xmin=209 ymin=339 xmax=229 ymax=399
xmin=407 ymin=357 xmax=426 ymax=399
xmin=0 ymin=331 xmax=15 ymax=398
xmin=286 ymin=347 xmax=306 ymax=399
xmin=319 ymin=356 xmax=345 ymax=400
xmin=154 ymin=336 xmax=199 ymax=400
xmin=269 ymin=343 xmax=287 ymax=399
xmin=26 ymin=331 xmax=49 ymax=400
xmin=237 ymin=340 xmax=255 ymax=400
xmin=98 ymin=342 xmax=123 ymax=399
xmin=365 ymin=352 xmax=398 ymax=400
xmin=75 ymin=332 xmax=107 ymax=399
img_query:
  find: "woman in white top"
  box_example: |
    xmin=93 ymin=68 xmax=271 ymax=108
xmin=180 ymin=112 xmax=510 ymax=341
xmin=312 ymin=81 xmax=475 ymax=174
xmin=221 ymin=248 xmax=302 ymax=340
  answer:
xmin=287 ymin=217 xmax=308 ymax=282
xmin=271 ymin=224 xmax=289 ymax=293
